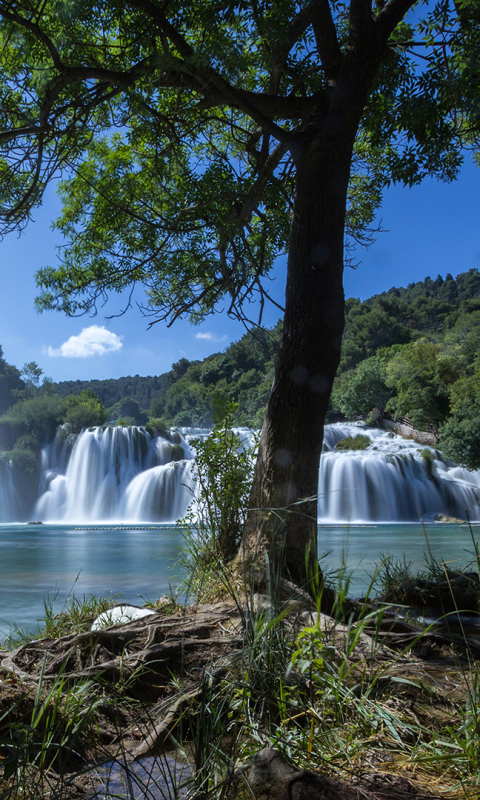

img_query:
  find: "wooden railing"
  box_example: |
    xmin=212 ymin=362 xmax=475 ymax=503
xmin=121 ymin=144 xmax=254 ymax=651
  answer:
xmin=394 ymin=417 xmax=438 ymax=434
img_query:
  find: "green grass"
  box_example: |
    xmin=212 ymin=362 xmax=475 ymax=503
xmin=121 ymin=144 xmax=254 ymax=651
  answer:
xmin=377 ymin=553 xmax=480 ymax=612
xmin=2 ymin=551 xmax=480 ymax=798
xmin=334 ymin=434 xmax=371 ymax=451
xmin=2 ymin=591 xmax=120 ymax=649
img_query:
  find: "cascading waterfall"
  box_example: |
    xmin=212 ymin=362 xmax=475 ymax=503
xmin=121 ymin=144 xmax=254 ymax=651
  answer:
xmin=318 ymin=423 xmax=480 ymax=522
xmin=2 ymin=421 xmax=480 ymax=524
xmin=0 ymin=458 xmax=19 ymax=522
xmin=34 ymin=425 xmax=195 ymax=523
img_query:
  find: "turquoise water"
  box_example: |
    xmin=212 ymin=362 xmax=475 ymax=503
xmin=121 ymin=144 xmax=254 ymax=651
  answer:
xmin=1 ymin=522 xmax=479 ymax=640
xmin=317 ymin=522 xmax=480 ymax=594
xmin=0 ymin=524 xmax=185 ymax=640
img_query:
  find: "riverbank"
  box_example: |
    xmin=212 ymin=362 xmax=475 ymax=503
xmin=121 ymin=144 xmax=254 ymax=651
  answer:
xmin=3 ymin=521 xmax=480 ymax=640
xmin=1 ymin=585 xmax=479 ymax=799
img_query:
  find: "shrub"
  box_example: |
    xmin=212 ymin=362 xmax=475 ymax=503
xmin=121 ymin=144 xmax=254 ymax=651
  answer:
xmin=147 ymin=417 xmax=170 ymax=437
xmin=14 ymin=434 xmax=38 ymax=453
xmin=335 ymin=434 xmax=371 ymax=451
xmin=180 ymin=397 xmax=257 ymax=596
xmin=440 ymin=415 xmax=480 ymax=470
xmin=0 ymin=395 xmax=65 ymax=444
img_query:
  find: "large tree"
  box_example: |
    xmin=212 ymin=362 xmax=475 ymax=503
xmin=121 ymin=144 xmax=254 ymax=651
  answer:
xmin=0 ymin=0 xmax=478 ymax=584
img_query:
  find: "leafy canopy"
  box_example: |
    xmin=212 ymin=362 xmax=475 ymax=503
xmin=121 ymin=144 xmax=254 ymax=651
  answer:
xmin=0 ymin=0 xmax=477 ymax=326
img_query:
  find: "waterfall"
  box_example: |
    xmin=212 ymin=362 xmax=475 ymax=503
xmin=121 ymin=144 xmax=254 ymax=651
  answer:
xmin=34 ymin=426 xmax=194 ymax=523
xmin=0 ymin=458 xmax=19 ymax=521
xmin=2 ymin=421 xmax=480 ymax=525
xmin=318 ymin=423 xmax=480 ymax=522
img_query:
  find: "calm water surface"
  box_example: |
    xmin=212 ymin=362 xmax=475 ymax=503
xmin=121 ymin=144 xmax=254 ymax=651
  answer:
xmin=0 ymin=524 xmax=185 ymax=639
xmin=318 ymin=522 xmax=480 ymax=591
xmin=1 ymin=522 xmax=479 ymax=639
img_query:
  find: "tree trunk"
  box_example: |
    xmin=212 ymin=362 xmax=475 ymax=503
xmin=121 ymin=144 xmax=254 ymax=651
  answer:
xmin=235 ymin=20 xmax=392 ymax=589
xmin=238 ymin=129 xmax=355 ymax=588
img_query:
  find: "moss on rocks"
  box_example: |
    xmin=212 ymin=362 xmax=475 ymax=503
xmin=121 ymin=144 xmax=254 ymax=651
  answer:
xmin=335 ymin=434 xmax=371 ymax=451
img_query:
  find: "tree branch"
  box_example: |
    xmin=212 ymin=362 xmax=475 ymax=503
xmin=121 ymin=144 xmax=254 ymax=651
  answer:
xmin=375 ymin=0 xmax=417 ymax=39
xmin=194 ymin=90 xmax=320 ymax=119
xmin=0 ymin=3 xmax=64 ymax=69
xmin=308 ymin=1 xmax=342 ymax=83
xmin=349 ymin=0 xmax=374 ymax=42
xmin=270 ymin=1 xmax=320 ymax=92
xmin=124 ymin=0 xmax=294 ymax=145
xmin=237 ymin=143 xmax=288 ymax=228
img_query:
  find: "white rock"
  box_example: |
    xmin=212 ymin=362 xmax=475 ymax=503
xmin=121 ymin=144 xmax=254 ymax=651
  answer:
xmin=91 ymin=605 xmax=156 ymax=631
xmin=299 ymin=610 xmax=338 ymax=630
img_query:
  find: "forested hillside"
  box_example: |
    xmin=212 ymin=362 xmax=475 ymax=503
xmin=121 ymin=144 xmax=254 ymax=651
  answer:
xmin=54 ymin=321 xmax=283 ymax=428
xmin=52 ymin=269 xmax=480 ymax=435
xmin=339 ymin=270 xmax=480 ymax=372
xmin=54 ymin=373 xmax=172 ymax=416
xmin=2 ymin=269 xmax=480 ymax=478
xmin=331 ymin=269 xmax=480 ymax=468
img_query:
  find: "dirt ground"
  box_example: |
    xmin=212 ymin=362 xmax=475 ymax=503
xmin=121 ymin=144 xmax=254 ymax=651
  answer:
xmin=1 ymin=600 xmax=479 ymax=799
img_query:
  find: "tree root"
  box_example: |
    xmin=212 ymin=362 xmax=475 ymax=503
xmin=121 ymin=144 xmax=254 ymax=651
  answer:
xmin=0 ymin=602 xmax=243 ymax=684
xmin=130 ymin=686 xmax=203 ymax=759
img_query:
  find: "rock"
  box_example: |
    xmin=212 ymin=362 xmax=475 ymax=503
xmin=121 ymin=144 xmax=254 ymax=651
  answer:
xmin=154 ymin=595 xmax=174 ymax=609
xmin=298 ymin=610 xmax=337 ymax=630
xmin=246 ymin=748 xmax=296 ymax=797
xmin=433 ymin=513 xmax=466 ymax=523
xmin=253 ymin=593 xmax=273 ymax=612
xmin=91 ymin=604 xmax=156 ymax=631
xmin=243 ymin=748 xmax=416 ymax=800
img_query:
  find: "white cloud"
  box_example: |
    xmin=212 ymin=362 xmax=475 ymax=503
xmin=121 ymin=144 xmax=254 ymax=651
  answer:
xmin=47 ymin=325 xmax=123 ymax=358
xmin=195 ymin=332 xmax=228 ymax=343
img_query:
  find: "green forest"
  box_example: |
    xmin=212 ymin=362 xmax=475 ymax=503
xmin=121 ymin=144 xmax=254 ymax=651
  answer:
xmin=2 ymin=267 xmax=480 ymax=509
xmin=52 ymin=266 xmax=480 ymax=472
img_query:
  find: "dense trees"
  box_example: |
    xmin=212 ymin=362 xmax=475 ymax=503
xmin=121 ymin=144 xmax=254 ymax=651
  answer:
xmin=0 ymin=361 xmax=108 ymax=507
xmin=328 ymin=270 xmax=480 ymax=467
xmin=1 ymin=1 xmax=480 ymax=581
xmin=0 ymin=346 xmax=23 ymax=415
xmin=2 ymin=266 xmax=480 ymax=514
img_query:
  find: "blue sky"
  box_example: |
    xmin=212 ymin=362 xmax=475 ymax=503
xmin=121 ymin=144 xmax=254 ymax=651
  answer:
xmin=1 ymin=157 xmax=480 ymax=383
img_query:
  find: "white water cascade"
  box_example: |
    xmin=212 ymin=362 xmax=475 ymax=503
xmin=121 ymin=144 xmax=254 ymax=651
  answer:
xmin=0 ymin=459 xmax=19 ymax=522
xmin=2 ymin=421 xmax=480 ymax=524
xmin=319 ymin=423 xmax=480 ymax=522
xmin=34 ymin=426 xmax=195 ymax=523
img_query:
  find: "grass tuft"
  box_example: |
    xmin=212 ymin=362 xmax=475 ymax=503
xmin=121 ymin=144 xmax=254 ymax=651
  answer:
xmin=334 ymin=434 xmax=371 ymax=451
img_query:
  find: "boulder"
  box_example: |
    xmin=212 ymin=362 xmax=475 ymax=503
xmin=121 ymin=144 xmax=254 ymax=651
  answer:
xmin=91 ymin=604 xmax=156 ymax=631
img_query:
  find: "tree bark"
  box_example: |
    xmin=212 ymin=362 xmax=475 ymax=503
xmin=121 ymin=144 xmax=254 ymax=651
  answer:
xmin=239 ymin=132 xmax=354 ymax=587
xmin=238 ymin=36 xmax=386 ymax=589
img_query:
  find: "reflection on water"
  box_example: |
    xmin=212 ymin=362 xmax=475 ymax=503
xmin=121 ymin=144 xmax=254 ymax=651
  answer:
xmin=90 ymin=755 xmax=191 ymax=800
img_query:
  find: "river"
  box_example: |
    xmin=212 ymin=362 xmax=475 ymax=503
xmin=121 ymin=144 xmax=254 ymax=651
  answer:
xmin=2 ymin=521 xmax=478 ymax=641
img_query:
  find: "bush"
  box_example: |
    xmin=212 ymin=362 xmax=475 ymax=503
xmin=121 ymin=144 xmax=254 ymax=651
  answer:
xmin=63 ymin=390 xmax=106 ymax=433
xmin=440 ymin=415 xmax=480 ymax=470
xmin=0 ymin=395 xmax=65 ymax=444
xmin=64 ymin=401 xmax=106 ymax=433
xmin=147 ymin=417 xmax=170 ymax=437
xmin=180 ymin=397 xmax=257 ymax=596
xmin=14 ymin=434 xmax=38 ymax=453
xmin=334 ymin=434 xmax=371 ymax=451
xmin=330 ymin=356 xmax=391 ymax=419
